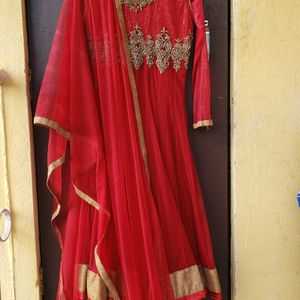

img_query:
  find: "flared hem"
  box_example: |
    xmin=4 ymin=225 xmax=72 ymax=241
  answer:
xmin=35 ymin=115 xmax=222 ymax=300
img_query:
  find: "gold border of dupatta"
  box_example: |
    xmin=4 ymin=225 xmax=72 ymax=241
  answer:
xmin=34 ymin=116 xmax=70 ymax=139
xmin=114 ymin=0 xmax=150 ymax=180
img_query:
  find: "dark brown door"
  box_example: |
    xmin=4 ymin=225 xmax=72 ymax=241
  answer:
xmin=26 ymin=1 xmax=229 ymax=299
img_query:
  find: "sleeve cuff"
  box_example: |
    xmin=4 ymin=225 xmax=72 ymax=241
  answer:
xmin=193 ymin=119 xmax=213 ymax=129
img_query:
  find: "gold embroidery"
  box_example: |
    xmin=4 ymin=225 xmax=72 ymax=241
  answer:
xmin=144 ymin=35 xmax=155 ymax=66
xmin=128 ymin=25 xmax=145 ymax=70
xmin=87 ymin=26 xmax=193 ymax=74
xmin=121 ymin=0 xmax=155 ymax=12
xmin=128 ymin=26 xmax=193 ymax=74
xmin=155 ymin=28 xmax=172 ymax=73
xmin=171 ymin=33 xmax=193 ymax=71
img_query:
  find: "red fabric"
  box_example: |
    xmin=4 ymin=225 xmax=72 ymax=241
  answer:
xmin=35 ymin=0 xmax=221 ymax=299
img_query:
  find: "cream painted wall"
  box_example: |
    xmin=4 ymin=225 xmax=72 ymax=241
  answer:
xmin=0 ymin=0 xmax=41 ymax=299
xmin=231 ymin=0 xmax=300 ymax=299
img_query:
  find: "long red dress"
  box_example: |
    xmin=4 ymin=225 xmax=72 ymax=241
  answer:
xmin=34 ymin=0 xmax=222 ymax=299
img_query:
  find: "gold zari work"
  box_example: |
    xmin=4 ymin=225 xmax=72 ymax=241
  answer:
xmin=77 ymin=263 xmax=221 ymax=300
xmin=129 ymin=25 xmax=193 ymax=74
xmin=121 ymin=0 xmax=155 ymax=12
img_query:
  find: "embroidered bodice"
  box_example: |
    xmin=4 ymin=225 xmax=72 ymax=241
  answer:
xmin=122 ymin=0 xmax=195 ymax=74
xmin=122 ymin=0 xmax=156 ymax=12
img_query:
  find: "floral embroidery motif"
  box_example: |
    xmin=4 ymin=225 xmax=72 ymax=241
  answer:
xmin=155 ymin=28 xmax=172 ymax=73
xmin=144 ymin=35 xmax=155 ymax=66
xmin=128 ymin=25 xmax=193 ymax=74
xmin=121 ymin=0 xmax=155 ymax=12
xmin=128 ymin=25 xmax=145 ymax=69
xmin=86 ymin=26 xmax=193 ymax=73
xmin=171 ymin=35 xmax=193 ymax=71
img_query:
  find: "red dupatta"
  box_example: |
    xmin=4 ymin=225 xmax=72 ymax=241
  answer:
xmin=35 ymin=0 xmax=174 ymax=299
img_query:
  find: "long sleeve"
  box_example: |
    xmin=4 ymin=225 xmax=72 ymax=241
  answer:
xmin=191 ymin=0 xmax=212 ymax=128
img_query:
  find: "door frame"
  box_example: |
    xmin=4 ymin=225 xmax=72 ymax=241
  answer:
xmin=0 ymin=1 xmax=41 ymax=299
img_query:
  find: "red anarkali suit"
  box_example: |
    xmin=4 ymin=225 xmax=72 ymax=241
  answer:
xmin=34 ymin=0 xmax=222 ymax=299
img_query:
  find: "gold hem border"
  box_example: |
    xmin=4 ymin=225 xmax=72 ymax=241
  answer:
xmin=77 ymin=263 xmax=221 ymax=299
xmin=78 ymin=264 xmax=114 ymax=299
xmin=202 ymin=267 xmax=221 ymax=293
xmin=170 ymin=264 xmax=221 ymax=298
xmin=193 ymin=119 xmax=213 ymax=128
xmin=78 ymin=264 xmax=89 ymax=293
xmin=87 ymin=268 xmax=110 ymax=300
xmin=170 ymin=264 xmax=204 ymax=298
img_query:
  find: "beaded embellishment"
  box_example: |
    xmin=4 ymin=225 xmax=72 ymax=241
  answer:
xmin=121 ymin=0 xmax=155 ymax=12
xmin=129 ymin=25 xmax=193 ymax=73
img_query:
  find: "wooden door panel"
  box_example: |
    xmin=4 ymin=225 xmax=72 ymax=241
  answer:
xmin=26 ymin=2 xmax=62 ymax=299
xmin=187 ymin=0 xmax=229 ymax=298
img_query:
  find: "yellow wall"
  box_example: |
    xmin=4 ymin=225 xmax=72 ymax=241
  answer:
xmin=0 ymin=0 xmax=41 ymax=299
xmin=231 ymin=0 xmax=300 ymax=299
